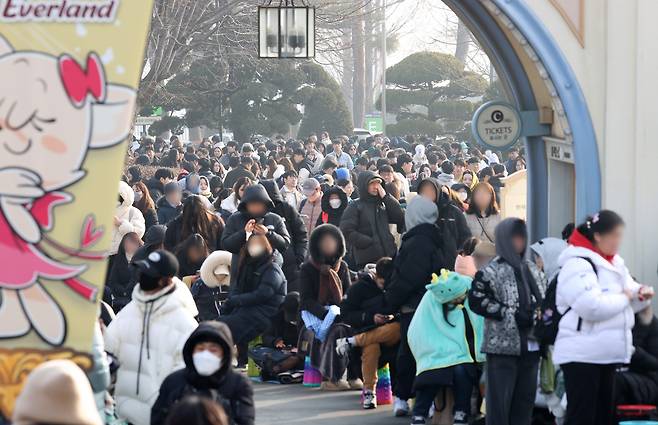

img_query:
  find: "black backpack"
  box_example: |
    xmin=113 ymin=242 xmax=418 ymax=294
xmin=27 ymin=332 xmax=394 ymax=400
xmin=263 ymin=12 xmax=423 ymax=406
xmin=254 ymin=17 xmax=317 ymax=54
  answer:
xmin=536 ymin=257 xmax=598 ymax=347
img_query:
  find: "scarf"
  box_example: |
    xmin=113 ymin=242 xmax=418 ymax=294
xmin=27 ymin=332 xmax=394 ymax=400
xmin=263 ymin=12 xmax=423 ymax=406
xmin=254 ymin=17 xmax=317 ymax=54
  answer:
xmin=568 ymin=228 xmax=615 ymax=264
xmin=312 ymin=259 xmax=343 ymax=306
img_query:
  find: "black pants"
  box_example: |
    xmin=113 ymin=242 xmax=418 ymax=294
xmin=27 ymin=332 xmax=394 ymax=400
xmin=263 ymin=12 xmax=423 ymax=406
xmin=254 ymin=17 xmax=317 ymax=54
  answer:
xmin=395 ymin=312 xmax=417 ymax=400
xmin=562 ymin=362 xmax=616 ymax=425
xmin=485 ymin=352 xmax=539 ymax=425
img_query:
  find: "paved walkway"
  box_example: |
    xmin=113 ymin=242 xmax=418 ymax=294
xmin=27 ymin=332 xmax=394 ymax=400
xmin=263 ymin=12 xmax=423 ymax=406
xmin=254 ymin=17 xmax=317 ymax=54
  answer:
xmin=254 ymin=382 xmax=409 ymax=425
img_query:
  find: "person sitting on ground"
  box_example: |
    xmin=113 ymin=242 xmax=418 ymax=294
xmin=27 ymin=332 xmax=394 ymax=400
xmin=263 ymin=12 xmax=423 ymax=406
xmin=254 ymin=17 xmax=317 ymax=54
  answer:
xmin=163 ymin=396 xmax=228 ymax=425
xmin=616 ymin=305 xmax=658 ymax=406
xmin=151 ymin=322 xmax=254 ymax=425
xmin=317 ymin=185 xmax=349 ymax=227
xmin=408 ymin=271 xmax=485 ymax=425
xmin=299 ymin=224 xmax=356 ymax=391
xmin=194 ymin=250 xmax=232 ymax=322
xmin=175 ymin=233 xmax=210 ymax=283
xmin=219 ymin=233 xmax=287 ymax=367
xmin=157 ymin=182 xmax=184 ymax=226
xmin=221 ymin=184 xmax=291 ymax=285
xmin=105 ymin=250 xmax=199 ymax=425
xmin=338 ymin=257 xmax=400 ymax=409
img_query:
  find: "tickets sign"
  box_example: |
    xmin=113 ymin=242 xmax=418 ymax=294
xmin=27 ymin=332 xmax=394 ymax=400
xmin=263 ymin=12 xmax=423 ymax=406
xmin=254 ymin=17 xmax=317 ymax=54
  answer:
xmin=472 ymin=100 xmax=523 ymax=150
xmin=0 ymin=0 xmax=153 ymax=418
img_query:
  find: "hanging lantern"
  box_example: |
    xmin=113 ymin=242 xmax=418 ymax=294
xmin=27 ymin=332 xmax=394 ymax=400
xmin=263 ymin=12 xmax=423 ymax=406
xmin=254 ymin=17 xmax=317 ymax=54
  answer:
xmin=259 ymin=1 xmax=315 ymax=58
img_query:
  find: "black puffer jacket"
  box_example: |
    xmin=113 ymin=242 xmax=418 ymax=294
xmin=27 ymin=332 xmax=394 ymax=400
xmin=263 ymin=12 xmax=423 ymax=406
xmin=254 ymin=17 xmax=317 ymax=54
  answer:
xmin=156 ymin=196 xmax=182 ymax=226
xmin=339 ymin=171 xmax=405 ymax=267
xmin=221 ymin=184 xmax=291 ymax=284
xmin=317 ymin=186 xmax=348 ymax=227
xmin=151 ymin=322 xmax=255 ymax=425
xmin=417 ymin=178 xmax=471 ymax=265
xmin=260 ymin=180 xmax=308 ymax=290
xmin=385 ymin=222 xmax=449 ymax=312
xmin=341 ymin=273 xmax=390 ymax=332
xmin=299 ymin=224 xmax=351 ymax=319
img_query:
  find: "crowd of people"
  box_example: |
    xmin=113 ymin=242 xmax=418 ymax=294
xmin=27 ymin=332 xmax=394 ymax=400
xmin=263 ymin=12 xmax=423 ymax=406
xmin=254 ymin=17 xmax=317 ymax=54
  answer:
xmin=12 ymin=131 xmax=658 ymax=425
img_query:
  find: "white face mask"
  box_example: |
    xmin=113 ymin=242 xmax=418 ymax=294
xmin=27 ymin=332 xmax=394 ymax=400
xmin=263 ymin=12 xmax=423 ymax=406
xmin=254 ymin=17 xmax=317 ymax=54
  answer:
xmin=458 ymin=192 xmax=468 ymax=202
xmin=134 ymin=192 xmax=143 ymax=202
xmin=248 ymin=243 xmax=266 ymax=257
xmin=329 ymin=199 xmax=342 ymax=209
xmin=193 ymin=350 xmax=222 ymax=376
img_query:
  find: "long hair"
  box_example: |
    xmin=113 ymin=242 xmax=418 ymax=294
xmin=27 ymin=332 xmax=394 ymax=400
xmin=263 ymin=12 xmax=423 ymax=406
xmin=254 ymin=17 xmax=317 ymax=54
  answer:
xmin=238 ymin=233 xmax=273 ymax=271
xmin=467 ymin=182 xmax=499 ymax=217
xmin=132 ymin=181 xmax=155 ymax=214
xmin=278 ymin=157 xmax=294 ymax=172
xmin=180 ymin=196 xmax=223 ymax=245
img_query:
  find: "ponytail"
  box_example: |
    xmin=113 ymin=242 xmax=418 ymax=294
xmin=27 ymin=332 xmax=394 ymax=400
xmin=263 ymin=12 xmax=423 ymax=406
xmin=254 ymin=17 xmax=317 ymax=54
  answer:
xmin=575 ymin=210 xmax=624 ymax=242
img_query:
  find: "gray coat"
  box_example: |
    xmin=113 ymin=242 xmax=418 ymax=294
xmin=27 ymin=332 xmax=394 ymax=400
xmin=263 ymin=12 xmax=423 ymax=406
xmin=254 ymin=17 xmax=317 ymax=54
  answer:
xmin=469 ymin=257 xmax=546 ymax=356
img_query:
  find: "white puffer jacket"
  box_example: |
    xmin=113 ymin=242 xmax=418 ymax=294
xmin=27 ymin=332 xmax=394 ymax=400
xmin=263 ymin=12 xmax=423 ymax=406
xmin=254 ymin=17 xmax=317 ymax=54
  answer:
xmin=104 ymin=279 xmax=198 ymax=425
xmin=110 ymin=181 xmax=146 ymax=255
xmin=553 ymin=246 xmax=649 ymax=365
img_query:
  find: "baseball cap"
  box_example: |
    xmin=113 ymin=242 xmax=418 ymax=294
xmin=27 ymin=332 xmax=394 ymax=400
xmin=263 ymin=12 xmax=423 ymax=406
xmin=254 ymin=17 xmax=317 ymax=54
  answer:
xmin=335 ymin=167 xmax=350 ymax=181
xmin=301 ymin=178 xmax=320 ymax=197
xmin=133 ymin=250 xmax=179 ymax=278
xmin=241 ymin=143 xmax=254 ymax=153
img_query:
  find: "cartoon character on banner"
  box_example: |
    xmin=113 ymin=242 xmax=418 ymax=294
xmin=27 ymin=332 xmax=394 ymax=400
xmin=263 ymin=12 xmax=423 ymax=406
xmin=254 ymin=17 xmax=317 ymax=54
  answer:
xmin=0 ymin=35 xmax=135 ymax=346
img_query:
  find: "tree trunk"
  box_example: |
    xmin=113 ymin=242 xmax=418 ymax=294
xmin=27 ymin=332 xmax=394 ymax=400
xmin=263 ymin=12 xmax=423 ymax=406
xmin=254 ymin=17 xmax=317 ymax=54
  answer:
xmin=341 ymin=28 xmax=354 ymax=117
xmin=364 ymin=3 xmax=375 ymax=115
xmin=352 ymin=15 xmax=366 ymax=128
xmin=455 ymin=19 xmax=471 ymax=67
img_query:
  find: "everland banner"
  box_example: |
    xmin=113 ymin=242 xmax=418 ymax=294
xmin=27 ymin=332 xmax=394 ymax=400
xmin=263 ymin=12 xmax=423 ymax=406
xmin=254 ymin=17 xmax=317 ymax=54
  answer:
xmin=0 ymin=0 xmax=154 ymax=418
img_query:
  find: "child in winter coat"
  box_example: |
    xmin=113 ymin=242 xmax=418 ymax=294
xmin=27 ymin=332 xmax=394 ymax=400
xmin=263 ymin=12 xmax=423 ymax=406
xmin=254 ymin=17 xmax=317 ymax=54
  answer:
xmin=337 ymin=257 xmax=400 ymax=410
xmin=408 ymin=270 xmax=484 ymax=425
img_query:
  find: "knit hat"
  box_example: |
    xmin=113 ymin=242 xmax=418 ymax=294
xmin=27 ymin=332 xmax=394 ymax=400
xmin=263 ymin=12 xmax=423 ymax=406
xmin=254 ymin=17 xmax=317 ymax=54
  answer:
xmin=13 ymin=359 xmax=102 ymax=425
xmin=200 ymin=250 xmax=232 ymax=288
xmin=427 ymin=269 xmax=473 ymax=304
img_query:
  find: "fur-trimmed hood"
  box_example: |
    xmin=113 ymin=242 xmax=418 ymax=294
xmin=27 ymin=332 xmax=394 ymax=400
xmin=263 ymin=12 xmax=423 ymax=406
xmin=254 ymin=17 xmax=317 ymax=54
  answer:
xmin=309 ymin=224 xmax=346 ymax=264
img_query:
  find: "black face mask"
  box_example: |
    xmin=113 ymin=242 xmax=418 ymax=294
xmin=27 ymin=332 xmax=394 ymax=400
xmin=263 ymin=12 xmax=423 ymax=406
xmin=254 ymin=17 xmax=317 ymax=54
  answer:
xmin=139 ymin=273 xmax=162 ymax=291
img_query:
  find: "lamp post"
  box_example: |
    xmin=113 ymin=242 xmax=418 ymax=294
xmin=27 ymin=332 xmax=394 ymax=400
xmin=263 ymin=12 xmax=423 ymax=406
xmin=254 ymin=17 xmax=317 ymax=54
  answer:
xmin=380 ymin=0 xmax=387 ymax=135
xmin=258 ymin=1 xmax=315 ymax=59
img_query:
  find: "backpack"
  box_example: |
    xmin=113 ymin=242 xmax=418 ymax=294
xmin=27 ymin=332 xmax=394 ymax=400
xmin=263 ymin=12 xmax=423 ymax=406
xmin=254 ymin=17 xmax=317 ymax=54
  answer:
xmin=190 ymin=278 xmax=230 ymax=322
xmin=536 ymin=257 xmax=598 ymax=347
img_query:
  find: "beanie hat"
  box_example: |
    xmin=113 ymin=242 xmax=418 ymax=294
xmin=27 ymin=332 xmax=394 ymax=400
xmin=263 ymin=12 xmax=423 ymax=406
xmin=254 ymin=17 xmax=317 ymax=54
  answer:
xmin=13 ymin=359 xmax=102 ymax=425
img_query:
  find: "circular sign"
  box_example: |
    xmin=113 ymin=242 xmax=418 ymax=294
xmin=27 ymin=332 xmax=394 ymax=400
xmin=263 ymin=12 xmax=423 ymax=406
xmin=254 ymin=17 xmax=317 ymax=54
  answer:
xmin=471 ymin=101 xmax=522 ymax=150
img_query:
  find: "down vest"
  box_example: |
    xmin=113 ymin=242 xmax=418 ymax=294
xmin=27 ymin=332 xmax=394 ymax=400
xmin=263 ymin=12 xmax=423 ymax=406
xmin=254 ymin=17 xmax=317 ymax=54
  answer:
xmin=553 ymin=246 xmax=649 ymax=365
xmin=104 ymin=280 xmax=199 ymax=425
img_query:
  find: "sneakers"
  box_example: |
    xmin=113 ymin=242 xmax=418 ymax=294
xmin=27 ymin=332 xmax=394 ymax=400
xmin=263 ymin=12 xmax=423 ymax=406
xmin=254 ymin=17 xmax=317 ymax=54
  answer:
xmin=335 ymin=337 xmax=351 ymax=356
xmin=394 ymin=397 xmax=410 ymax=417
xmin=362 ymin=390 xmax=377 ymax=409
xmin=320 ymin=380 xmax=351 ymax=391
xmin=453 ymin=410 xmax=468 ymax=424
xmin=410 ymin=416 xmax=426 ymax=425
xmin=348 ymin=378 xmax=364 ymax=391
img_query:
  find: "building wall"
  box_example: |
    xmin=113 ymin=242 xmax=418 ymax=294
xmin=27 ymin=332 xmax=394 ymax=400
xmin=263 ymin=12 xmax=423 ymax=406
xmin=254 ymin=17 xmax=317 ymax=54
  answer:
xmin=521 ymin=0 xmax=658 ymax=285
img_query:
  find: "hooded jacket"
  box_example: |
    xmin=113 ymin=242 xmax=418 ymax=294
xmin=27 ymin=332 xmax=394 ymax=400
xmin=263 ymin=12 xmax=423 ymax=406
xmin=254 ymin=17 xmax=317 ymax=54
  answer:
xmin=104 ymin=279 xmax=198 ymax=425
xmin=529 ymin=237 xmax=567 ymax=282
xmin=408 ymin=272 xmax=485 ymax=376
xmin=221 ymin=184 xmax=291 ymax=284
xmin=151 ymin=322 xmax=255 ymax=425
xmin=341 ymin=272 xmax=390 ymax=332
xmin=339 ymin=171 xmax=405 ymax=266
xmin=553 ymin=233 xmax=649 ymax=365
xmin=111 ymin=181 xmax=146 ymax=255
xmin=416 ymin=178 xmax=471 ymax=265
xmin=299 ymin=224 xmax=351 ymax=319
xmin=317 ymin=185 xmax=348 ymax=227
xmin=468 ymin=218 xmax=547 ymax=356
xmin=260 ymin=180 xmax=308 ymax=286
xmin=386 ymin=197 xmax=450 ymax=312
